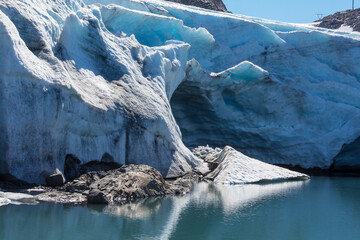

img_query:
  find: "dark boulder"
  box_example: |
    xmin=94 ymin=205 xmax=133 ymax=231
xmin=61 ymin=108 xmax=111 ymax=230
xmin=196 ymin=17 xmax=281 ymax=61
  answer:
xmin=45 ymin=169 xmax=65 ymax=187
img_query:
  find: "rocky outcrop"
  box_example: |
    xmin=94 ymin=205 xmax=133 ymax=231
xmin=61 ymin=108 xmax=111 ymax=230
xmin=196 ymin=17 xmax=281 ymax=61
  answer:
xmin=165 ymin=0 xmax=228 ymax=12
xmin=315 ymin=8 xmax=360 ymax=32
xmin=86 ymin=165 xmax=169 ymax=204
xmin=35 ymin=164 xmax=202 ymax=204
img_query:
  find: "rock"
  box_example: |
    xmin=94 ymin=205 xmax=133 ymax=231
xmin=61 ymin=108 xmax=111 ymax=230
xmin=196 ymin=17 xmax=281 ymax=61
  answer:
xmin=87 ymin=190 xmax=108 ymax=204
xmin=64 ymin=171 xmax=107 ymax=193
xmin=167 ymin=171 xmax=202 ymax=195
xmin=36 ymin=190 xmax=87 ymax=204
xmin=315 ymin=8 xmax=360 ymax=32
xmin=165 ymin=0 xmax=228 ymax=12
xmin=87 ymin=165 xmax=169 ymax=204
xmin=35 ymin=164 xmax=201 ymax=205
xmin=45 ymin=169 xmax=65 ymax=187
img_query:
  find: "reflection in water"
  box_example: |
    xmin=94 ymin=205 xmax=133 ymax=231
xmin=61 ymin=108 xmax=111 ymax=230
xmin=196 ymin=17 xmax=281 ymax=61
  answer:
xmin=88 ymin=198 xmax=164 ymax=219
xmin=157 ymin=195 xmax=192 ymax=240
xmin=0 ymin=178 xmax=360 ymax=240
xmin=155 ymin=181 xmax=307 ymax=239
xmin=203 ymin=181 xmax=307 ymax=214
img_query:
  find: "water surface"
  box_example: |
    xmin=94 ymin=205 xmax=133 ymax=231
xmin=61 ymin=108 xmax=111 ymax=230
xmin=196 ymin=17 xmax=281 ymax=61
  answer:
xmin=1 ymin=177 xmax=359 ymax=240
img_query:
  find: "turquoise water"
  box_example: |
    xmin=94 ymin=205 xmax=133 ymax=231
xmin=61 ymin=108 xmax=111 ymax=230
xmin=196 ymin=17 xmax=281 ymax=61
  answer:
xmin=1 ymin=177 xmax=360 ymax=240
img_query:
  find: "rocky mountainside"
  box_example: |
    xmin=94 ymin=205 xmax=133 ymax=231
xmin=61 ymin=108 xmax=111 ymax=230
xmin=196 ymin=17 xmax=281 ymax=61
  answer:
xmin=165 ymin=0 xmax=227 ymax=12
xmin=316 ymin=8 xmax=360 ymax=32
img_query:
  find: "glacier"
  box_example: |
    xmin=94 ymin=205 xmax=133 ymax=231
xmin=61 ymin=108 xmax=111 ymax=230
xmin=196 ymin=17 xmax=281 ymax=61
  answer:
xmin=1 ymin=0 xmax=360 ymax=183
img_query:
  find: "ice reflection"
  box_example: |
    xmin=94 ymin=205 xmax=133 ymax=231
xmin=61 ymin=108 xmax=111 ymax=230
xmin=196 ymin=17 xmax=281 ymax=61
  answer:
xmin=95 ymin=180 xmax=308 ymax=239
xmin=156 ymin=181 xmax=308 ymax=239
xmin=88 ymin=181 xmax=308 ymax=220
xmin=192 ymin=181 xmax=309 ymax=215
xmin=158 ymin=195 xmax=191 ymax=240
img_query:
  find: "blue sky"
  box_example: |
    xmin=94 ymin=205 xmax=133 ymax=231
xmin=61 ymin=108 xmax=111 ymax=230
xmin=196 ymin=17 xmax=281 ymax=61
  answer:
xmin=223 ymin=0 xmax=355 ymax=23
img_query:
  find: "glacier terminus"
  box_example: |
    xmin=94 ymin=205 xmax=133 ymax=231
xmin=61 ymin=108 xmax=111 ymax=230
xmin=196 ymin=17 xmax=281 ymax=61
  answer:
xmin=1 ymin=0 xmax=360 ymax=184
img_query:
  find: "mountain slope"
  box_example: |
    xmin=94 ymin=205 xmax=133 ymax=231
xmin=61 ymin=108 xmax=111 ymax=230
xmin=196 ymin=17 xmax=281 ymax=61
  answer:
xmin=316 ymin=8 xmax=360 ymax=32
xmin=165 ymin=0 xmax=227 ymax=12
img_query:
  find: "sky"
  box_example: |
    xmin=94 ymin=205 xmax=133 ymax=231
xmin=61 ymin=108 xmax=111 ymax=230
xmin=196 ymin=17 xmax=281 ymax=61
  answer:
xmin=222 ymin=0 xmax=355 ymax=23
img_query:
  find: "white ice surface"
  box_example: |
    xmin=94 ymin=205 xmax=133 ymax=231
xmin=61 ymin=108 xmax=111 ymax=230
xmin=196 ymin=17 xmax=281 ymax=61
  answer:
xmin=207 ymin=146 xmax=309 ymax=184
xmin=0 ymin=191 xmax=38 ymax=206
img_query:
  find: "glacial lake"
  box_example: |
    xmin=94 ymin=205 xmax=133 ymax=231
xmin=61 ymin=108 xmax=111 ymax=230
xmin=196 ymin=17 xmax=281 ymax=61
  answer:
xmin=1 ymin=177 xmax=360 ymax=240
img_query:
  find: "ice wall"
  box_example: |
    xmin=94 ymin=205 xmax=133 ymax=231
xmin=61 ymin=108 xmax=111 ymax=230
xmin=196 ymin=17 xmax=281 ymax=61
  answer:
xmin=0 ymin=0 xmax=206 ymax=183
xmin=1 ymin=0 xmax=360 ymax=183
xmin=96 ymin=0 xmax=360 ymax=170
